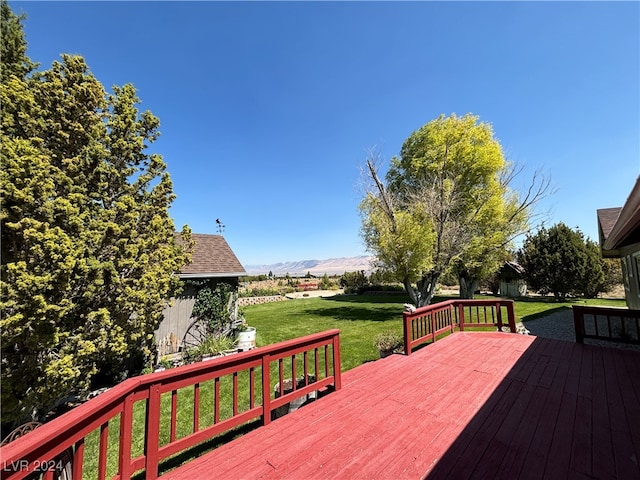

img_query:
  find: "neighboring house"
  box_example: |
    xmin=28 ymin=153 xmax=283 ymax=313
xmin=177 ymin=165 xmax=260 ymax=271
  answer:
xmin=598 ymin=176 xmax=640 ymax=309
xmin=497 ymin=261 xmax=527 ymax=298
xmin=155 ymin=233 xmax=246 ymax=356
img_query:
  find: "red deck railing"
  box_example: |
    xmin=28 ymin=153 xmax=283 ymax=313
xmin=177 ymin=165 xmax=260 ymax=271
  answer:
xmin=403 ymin=299 xmax=516 ymax=355
xmin=573 ymin=305 xmax=640 ymax=345
xmin=0 ymin=330 xmax=341 ymax=480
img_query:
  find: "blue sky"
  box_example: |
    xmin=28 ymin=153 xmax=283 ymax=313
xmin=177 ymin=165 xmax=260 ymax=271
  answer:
xmin=14 ymin=1 xmax=640 ymax=265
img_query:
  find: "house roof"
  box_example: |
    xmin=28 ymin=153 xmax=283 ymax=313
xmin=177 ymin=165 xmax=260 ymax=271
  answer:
xmin=597 ymin=207 xmax=621 ymax=244
xmin=502 ymin=261 xmax=525 ymax=276
xmin=599 ymin=176 xmax=640 ymax=255
xmin=178 ymin=234 xmax=246 ymax=278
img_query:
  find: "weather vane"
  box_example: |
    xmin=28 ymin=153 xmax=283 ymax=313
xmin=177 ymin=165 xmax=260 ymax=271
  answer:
xmin=215 ymin=218 xmax=226 ymax=235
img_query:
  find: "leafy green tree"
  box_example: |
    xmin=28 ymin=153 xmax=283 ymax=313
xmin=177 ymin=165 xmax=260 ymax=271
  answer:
xmin=517 ymin=223 xmax=605 ymax=300
xmin=602 ymin=257 xmax=623 ymax=293
xmin=1 ymin=2 xmax=191 ymax=429
xmin=361 ymin=114 xmax=549 ymax=305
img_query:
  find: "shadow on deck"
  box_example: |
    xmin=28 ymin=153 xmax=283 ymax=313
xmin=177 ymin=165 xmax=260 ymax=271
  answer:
xmin=163 ymin=332 xmax=640 ymax=479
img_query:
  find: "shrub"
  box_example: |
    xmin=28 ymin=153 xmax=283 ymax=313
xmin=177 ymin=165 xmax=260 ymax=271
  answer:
xmin=374 ymin=331 xmax=404 ymax=353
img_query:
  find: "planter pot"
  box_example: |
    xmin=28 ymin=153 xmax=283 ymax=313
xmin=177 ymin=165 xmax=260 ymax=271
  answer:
xmin=236 ymin=327 xmax=256 ymax=351
xmin=379 ymin=350 xmax=394 ymax=359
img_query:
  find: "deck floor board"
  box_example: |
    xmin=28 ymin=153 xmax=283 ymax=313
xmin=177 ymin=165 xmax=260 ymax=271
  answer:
xmin=161 ymin=332 xmax=640 ymax=480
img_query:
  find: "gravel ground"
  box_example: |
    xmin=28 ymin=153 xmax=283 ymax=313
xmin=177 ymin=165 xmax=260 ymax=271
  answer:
xmin=521 ymin=308 xmax=640 ymax=351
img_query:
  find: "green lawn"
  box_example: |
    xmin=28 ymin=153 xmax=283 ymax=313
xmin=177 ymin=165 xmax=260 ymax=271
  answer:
xmin=246 ymin=294 xmax=412 ymax=371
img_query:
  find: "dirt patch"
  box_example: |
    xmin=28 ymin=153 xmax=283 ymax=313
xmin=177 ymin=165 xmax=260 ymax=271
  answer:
xmin=601 ymin=283 xmax=625 ymax=299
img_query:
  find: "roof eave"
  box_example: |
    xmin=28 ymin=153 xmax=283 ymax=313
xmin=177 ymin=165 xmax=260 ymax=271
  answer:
xmin=179 ymin=272 xmax=246 ymax=279
xmin=603 ymin=176 xmax=640 ymax=251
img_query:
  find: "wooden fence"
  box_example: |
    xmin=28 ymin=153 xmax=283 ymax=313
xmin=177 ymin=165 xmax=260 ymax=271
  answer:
xmin=403 ymin=299 xmax=516 ymax=355
xmin=0 ymin=330 xmax=341 ymax=480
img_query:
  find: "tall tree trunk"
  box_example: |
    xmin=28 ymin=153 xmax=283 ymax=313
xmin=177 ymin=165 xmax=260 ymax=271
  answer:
xmin=402 ymin=278 xmax=420 ymax=306
xmin=459 ymin=275 xmax=479 ymax=299
xmin=402 ymin=272 xmax=440 ymax=308
xmin=417 ymin=272 xmax=440 ymax=307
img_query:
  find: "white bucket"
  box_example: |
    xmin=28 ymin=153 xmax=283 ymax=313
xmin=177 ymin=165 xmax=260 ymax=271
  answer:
xmin=236 ymin=327 xmax=256 ymax=351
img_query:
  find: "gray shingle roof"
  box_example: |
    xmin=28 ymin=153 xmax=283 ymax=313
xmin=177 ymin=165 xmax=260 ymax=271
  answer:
xmin=597 ymin=207 xmax=622 ymax=243
xmin=178 ymin=234 xmax=246 ymax=277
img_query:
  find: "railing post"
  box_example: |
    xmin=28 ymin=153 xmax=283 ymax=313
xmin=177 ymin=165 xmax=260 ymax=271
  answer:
xmin=332 ymin=333 xmax=342 ymax=391
xmin=403 ymin=312 xmax=412 ymax=356
xmin=457 ymin=304 xmax=465 ymax=331
xmin=144 ymin=384 xmax=161 ymax=480
xmin=506 ymin=301 xmax=516 ymax=333
xmin=118 ymin=392 xmax=134 ymax=480
xmin=262 ymin=354 xmax=271 ymax=426
xmin=573 ymin=306 xmax=585 ymax=344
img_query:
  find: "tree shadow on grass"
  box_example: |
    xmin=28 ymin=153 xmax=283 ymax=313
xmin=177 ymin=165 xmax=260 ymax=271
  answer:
xmin=306 ymin=294 xmax=464 ymax=323
xmin=305 ymin=304 xmax=401 ymax=322
xmin=521 ymin=305 xmax=572 ymax=323
xmin=322 ymin=294 xmax=411 ymax=304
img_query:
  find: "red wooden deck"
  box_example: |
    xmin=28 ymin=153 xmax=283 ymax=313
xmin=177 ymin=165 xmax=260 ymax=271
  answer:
xmin=163 ymin=332 xmax=640 ymax=480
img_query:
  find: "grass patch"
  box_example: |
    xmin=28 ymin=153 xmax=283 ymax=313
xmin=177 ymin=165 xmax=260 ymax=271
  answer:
xmin=246 ymin=293 xmax=413 ymax=371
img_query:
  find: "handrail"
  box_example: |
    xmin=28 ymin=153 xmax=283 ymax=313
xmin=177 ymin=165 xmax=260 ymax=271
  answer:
xmin=0 ymin=330 xmax=341 ymax=480
xmin=403 ymin=299 xmax=516 ymax=355
xmin=573 ymin=305 xmax=640 ymax=345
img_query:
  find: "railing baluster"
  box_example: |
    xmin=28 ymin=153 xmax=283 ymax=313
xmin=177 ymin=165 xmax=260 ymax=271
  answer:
xmin=170 ymin=390 xmax=178 ymax=442
xmin=324 ymin=344 xmax=330 ymax=379
xmin=72 ymin=438 xmax=85 ymax=480
xmin=303 ymin=352 xmax=309 ymax=386
xmin=98 ymin=421 xmax=108 ymax=480
xmin=250 ymin=367 xmax=256 ymax=409
xmin=233 ymin=372 xmax=238 ymax=416
xmin=292 ymin=354 xmax=297 ymax=391
xmin=214 ymin=377 xmax=220 ymax=424
xmin=193 ymin=383 xmax=200 ymax=433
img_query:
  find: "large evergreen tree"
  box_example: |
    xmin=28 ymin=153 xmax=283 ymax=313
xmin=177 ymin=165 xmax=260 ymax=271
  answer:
xmin=517 ymin=223 xmax=605 ymax=300
xmin=1 ymin=1 xmax=191 ymax=429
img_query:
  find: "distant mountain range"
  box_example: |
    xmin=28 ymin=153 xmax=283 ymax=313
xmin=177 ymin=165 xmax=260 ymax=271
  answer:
xmin=243 ymin=256 xmax=375 ymax=276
